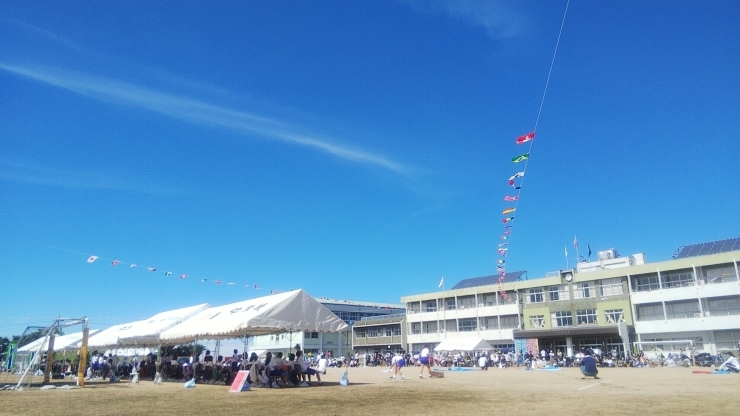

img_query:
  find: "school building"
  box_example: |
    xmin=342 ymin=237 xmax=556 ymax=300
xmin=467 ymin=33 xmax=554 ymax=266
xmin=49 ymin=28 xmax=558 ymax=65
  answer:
xmin=400 ymin=237 xmax=740 ymax=357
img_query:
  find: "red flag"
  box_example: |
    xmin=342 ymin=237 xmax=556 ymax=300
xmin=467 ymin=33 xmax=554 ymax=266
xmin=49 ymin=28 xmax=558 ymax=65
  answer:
xmin=87 ymin=256 xmax=99 ymax=263
xmin=502 ymin=217 xmax=514 ymax=223
xmin=516 ymin=131 xmax=535 ymax=144
xmin=504 ymin=196 xmax=519 ymax=201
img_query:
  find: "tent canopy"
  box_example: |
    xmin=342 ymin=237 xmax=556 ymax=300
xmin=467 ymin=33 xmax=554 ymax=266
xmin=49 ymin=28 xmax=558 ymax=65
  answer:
xmin=87 ymin=321 xmax=147 ymax=349
xmin=434 ymin=338 xmax=494 ymax=352
xmin=159 ymin=289 xmax=348 ymax=344
xmin=116 ymin=303 xmax=209 ymax=346
xmin=87 ymin=303 xmax=209 ymax=348
xmin=17 ymin=330 xmax=100 ymax=353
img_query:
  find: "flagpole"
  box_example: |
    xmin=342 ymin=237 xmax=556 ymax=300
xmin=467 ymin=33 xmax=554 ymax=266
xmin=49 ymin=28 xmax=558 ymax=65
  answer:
xmin=565 ymin=246 xmax=569 ymax=270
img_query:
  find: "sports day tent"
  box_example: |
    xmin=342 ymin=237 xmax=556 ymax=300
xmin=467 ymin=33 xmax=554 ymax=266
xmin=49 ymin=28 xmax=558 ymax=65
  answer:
xmin=17 ymin=330 xmax=101 ymax=353
xmin=116 ymin=303 xmax=210 ymax=346
xmin=434 ymin=338 xmax=494 ymax=352
xmin=159 ymin=289 xmax=348 ymax=344
xmin=87 ymin=303 xmax=209 ymax=348
xmin=86 ymin=322 xmax=145 ymax=349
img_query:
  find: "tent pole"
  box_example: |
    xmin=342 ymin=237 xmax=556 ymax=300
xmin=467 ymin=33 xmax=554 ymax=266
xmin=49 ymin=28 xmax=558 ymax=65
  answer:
xmin=77 ymin=319 xmax=89 ymax=387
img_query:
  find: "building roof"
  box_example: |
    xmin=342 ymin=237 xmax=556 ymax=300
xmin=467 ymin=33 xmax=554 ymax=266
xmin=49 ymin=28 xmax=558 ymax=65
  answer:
xmin=672 ymin=237 xmax=740 ymax=259
xmin=451 ymin=270 xmax=528 ymax=290
xmin=316 ymin=297 xmax=405 ymax=309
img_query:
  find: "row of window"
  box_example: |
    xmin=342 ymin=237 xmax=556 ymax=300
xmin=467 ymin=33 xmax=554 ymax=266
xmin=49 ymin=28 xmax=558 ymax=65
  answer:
xmin=527 ymin=278 xmax=624 ymax=304
xmin=530 ymin=308 xmax=608 ymax=328
xmin=408 ymin=264 xmax=738 ymax=312
xmin=409 ymin=315 xmax=521 ymax=334
xmin=636 ymin=296 xmax=740 ymax=321
xmin=633 ymin=264 xmax=739 ymax=292
xmin=334 ymin=311 xmax=391 ymax=322
xmin=548 ymin=309 xmax=625 ymax=328
xmin=356 ymin=327 xmax=402 ymax=338
xmin=412 ymin=292 xmax=518 ymax=312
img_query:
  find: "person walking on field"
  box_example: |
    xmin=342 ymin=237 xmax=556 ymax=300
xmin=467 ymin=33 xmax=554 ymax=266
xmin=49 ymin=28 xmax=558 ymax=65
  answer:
xmin=419 ymin=345 xmax=433 ymax=378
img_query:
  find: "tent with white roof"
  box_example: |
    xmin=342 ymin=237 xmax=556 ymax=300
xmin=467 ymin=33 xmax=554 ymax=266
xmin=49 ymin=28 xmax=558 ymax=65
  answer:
xmin=159 ymin=289 xmax=348 ymax=344
xmin=17 ymin=330 xmax=101 ymax=353
xmin=434 ymin=338 xmax=494 ymax=352
xmin=87 ymin=303 xmax=209 ymax=348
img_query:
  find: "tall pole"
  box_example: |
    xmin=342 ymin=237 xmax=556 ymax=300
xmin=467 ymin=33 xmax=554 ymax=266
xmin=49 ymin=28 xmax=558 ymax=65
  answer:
xmin=77 ymin=319 xmax=89 ymax=387
xmin=43 ymin=333 xmax=55 ymax=384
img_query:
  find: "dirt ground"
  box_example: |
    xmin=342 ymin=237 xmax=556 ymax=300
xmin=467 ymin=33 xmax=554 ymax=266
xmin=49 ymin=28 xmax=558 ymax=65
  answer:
xmin=1 ymin=365 xmax=737 ymax=415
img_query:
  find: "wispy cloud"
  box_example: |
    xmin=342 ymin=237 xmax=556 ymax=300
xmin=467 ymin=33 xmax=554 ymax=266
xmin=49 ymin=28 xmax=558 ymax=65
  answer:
xmin=0 ymin=159 xmax=181 ymax=195
xmin=398 ymin=0 xmax=524 ymax=39
xmin=2 ymin=18 xmax=89 ymax=54
xmin=0 ymin=63 xmax=411 ymax=175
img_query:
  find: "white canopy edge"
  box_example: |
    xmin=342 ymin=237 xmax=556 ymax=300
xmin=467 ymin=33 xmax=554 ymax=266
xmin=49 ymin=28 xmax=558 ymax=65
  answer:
xmin=159 ymin=289 xmax=348 ymax=344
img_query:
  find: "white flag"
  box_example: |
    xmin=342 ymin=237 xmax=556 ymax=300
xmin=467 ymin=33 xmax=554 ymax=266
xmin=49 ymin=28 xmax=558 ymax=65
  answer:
xmin=87 ymin=255 xmax=98 ymax=263
xmin=438 ymin=277 xmax=444 ymax=288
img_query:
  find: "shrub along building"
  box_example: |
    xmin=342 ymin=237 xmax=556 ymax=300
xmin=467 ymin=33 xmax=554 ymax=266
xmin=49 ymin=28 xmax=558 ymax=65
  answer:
xmin=400 ymin=237 xmax=740 ymax=358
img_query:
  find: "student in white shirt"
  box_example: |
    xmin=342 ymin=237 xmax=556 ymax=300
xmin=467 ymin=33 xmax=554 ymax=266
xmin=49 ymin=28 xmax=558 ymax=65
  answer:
xmin=418 ymin=345 xmax=433 ymax=378
xmin=478 ymin=354 xmax=488 ymax=370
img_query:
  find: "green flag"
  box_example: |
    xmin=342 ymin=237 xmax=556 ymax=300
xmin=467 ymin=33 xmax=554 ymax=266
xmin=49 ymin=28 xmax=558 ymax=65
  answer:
xmin=511 ymin=153 xmax=529 ymax=163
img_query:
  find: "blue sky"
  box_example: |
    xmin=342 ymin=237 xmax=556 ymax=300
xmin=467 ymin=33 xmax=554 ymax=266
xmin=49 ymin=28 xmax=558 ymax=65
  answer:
xmin=1 ymin=0 xmax=738 ymax=337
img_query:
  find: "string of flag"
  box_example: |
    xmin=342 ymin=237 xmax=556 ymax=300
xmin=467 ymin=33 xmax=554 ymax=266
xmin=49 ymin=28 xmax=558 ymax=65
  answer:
xmin=85 ymin=254 xmax=277 ymax=293
xmin=495 ymin=0 xmax=570 ymax=301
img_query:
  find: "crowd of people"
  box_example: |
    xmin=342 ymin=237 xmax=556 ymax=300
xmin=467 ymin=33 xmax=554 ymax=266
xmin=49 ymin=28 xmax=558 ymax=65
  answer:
xmin=8 ymin=343 xmax=738 ymax=387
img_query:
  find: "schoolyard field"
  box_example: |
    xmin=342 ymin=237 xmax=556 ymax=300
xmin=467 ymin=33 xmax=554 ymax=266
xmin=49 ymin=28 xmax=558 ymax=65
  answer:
xmin=1 ymin=365 xmax=736 ymax=415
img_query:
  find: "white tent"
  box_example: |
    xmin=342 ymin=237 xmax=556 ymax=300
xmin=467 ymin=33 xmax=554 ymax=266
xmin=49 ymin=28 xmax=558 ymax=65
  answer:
xmin=17 ymin=330 xmax=101 ymax=353
xmin=87 ymin=303 xmax=209 ymax=348
xmin=104 ymin=347 xmax=152 ymax=357
xmin=116 ymin=303 xmax=209 ymax=346
xmin=87 ymin=321 xmax=147 ymax=349
xmin=159 ymin=289 xmax=348 ymax=344
xmin=434 ymin=338 xmax=494 ymax=352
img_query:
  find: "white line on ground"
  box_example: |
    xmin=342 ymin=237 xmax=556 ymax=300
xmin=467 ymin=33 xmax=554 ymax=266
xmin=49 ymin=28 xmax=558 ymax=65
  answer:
xmin=578 ymin=380 xmax=612 ymax=391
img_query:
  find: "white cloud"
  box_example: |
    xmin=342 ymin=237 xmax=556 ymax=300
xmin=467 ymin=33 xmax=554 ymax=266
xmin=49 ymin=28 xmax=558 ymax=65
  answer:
xmin=398 ymin=0 xmax=524 ymax=39
xmin=0 ymin=63 xmax=411 ymax=175
xmin=0 ymin=159 xmax=180 ymax=195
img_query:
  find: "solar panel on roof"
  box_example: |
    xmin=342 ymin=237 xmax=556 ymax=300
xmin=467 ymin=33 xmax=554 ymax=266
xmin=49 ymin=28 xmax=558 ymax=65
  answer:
xmin=675 ymin=237 xmax=740 ymax=259
xmin=450 ymin=271 xmax=528 ymax=290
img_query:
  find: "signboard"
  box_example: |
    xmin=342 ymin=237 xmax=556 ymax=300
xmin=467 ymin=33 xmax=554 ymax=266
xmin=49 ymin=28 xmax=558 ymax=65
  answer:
xmin=229 ymin=370 xmax=251 ymax=393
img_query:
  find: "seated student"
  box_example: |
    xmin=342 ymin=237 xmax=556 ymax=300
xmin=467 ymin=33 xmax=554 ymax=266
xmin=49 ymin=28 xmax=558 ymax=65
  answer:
xmin=264 ymin=352 xmax=285 ymax=387
xmin=285 ymin=353 xmax=300 ymax=386
xmin=247 ymin=352 xmax=263 ymax=385
xmin=296 ymin=350 xmax=322 ymax=386
xmin=213 ymin=355 xmax=224 ymax=382
xmin=202 ymin=350 xmax=213 ymax=381
xmin=579 ymin=349 xmax=599 ymax=379
xmin=718 ymin=355 xmax=739 ymax=373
